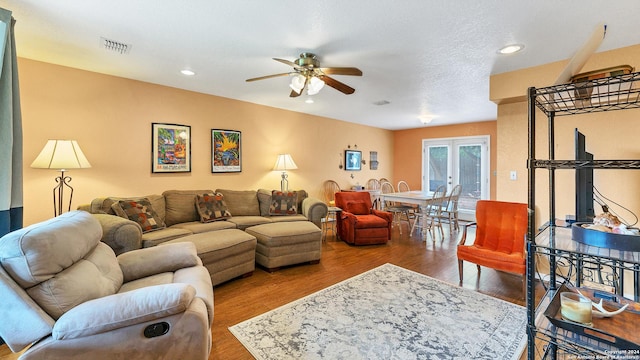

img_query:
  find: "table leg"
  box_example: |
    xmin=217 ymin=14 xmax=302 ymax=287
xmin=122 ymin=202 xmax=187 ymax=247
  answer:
xmin=419 ymin=204 xmax=428 ymax=242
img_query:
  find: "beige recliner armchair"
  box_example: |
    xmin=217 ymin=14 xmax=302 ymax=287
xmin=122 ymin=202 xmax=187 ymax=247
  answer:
xmin=0 ymin=211 xmax=214 ymax=359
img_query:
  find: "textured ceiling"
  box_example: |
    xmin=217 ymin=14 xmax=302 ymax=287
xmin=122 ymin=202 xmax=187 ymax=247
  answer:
xmin=2 ymin=0 xmax=639 ymax=130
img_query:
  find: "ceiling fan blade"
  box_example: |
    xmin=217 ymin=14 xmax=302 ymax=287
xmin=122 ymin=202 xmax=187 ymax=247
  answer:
xmin=320 ymin=75 xmax=356 ymax=95
xmin=319 ymin=67 xmax=363 ymax=76
xmin=246 ymin=73 xmax=291 ymax=82
xmin=273 ymin=58 xmax=304 ymax=70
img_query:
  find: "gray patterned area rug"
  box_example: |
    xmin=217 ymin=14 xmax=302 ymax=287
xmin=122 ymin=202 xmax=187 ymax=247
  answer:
xmin=229 ymin=263 xmax=527 ymax=360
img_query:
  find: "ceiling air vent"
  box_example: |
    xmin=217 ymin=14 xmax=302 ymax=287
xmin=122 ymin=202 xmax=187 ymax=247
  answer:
xmin=100 ymin=37 xmax=131 ymax=54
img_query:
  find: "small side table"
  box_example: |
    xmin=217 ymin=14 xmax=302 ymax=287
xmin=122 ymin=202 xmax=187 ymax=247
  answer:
xmin=322 ymin=206 xmax=342 ymax=242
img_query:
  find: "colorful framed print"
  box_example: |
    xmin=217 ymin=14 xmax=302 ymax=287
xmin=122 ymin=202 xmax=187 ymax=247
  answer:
xmin=211 ymin=129 xmax=241 ymax=173
xmin=345 ymin=149 xmax=362 ymax=171
xmin=151 ymin=123 xmax=191 ymax=173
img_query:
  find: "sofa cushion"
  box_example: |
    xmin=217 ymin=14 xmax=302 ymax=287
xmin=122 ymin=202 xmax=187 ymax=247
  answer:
xmin=163 ymin=190 xmax=213 ymax=227
xmin=195 ymin=193 xmax=232 ymax=222
xmin=257 ymin=189 xmax=272 ymax=216
xmin=0 ymin=211 xmax=123 ymax=319
xmin=225 ymin=216 xmax=272 ymax=230
xmin=140 ymin=227 xmax=194 ymax=248
xmin=258 ymin=189 xmax=308 ymax=216
xmin=171 ymin=220 xmax=236 ymax=234
xmin=112 ymin=198 xmax=166 ymax=233
xmin=268 ymin=214 xmax=308 ymax=223
xmin=215 ymin=189 xmax=260 ymax=216
xmin=269 ymin=190 xmax=298 ymax=215
xmin=93 ymin=195 xmax=166 ymax=222
xmin=344 ymin=200 xmax=370 ymax=215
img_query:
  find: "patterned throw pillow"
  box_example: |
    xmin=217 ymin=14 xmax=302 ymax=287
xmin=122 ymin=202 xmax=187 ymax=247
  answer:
xmin=112 ymin=198 xmax=166 ymax=233
xmin=195 ymin=193 xmax=232 ymax=222
xmin=269 ymin=190 xmax=298 ymax=215
xmin=345 ymin=201 xmax=370 ymax=215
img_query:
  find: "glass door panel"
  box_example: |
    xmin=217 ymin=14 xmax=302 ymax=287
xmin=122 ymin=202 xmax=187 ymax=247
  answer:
xmin=423 ymin=136 xmax=489 ymax=219
xmin=427 ymin=145 xmax=449 ymax=192
xmin=457 ymin=143 xmax=483 ymax=213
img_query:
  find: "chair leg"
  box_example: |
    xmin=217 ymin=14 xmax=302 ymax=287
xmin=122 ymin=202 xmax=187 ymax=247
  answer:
xmin=453 ymin=212 xmax=459 ymax=231
xmin=458 ymin=260 xmax=464 ymax=285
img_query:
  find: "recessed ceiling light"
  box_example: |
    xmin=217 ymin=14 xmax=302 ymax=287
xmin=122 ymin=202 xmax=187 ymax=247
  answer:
xmin=180 ymin=69 xmax=196 ymax=76
xmin=305 ymin=98 xmax=314 ymax=104
xmin=498 ymin=44 xmax=524 ymax=55
xmin=418 ymin=115 xmax=435 ymax=125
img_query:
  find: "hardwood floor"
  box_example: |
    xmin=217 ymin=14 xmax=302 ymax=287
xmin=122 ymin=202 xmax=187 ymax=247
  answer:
xmin=1 ymin=220 xmax=538 ymax=359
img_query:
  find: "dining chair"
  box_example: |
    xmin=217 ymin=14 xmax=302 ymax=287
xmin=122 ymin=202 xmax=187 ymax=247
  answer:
xmin=457 ymin=200 xmax=528 ymax=298
xmin=366 ymin=178 xmax=381 ymax=190
xmin=380 ymin=181 xmax=413 ymax=235
xmin=439 ymin=184 xmax=462 ymax=232
xmin=396 ymin=180 xmax=417 ymax=220
xmin=396 ymin=180 xmax=410 ymax=192
xmin=410 ymin=185 xmax=446 ymax=240
xmin=322 ymin=180 xmax=341 ymax=206
xmin=365 ymin=178 xmax=382 ymax=209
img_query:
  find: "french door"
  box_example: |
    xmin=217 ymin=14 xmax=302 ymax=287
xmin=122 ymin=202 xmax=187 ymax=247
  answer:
xmin=422 ymin=136 xmax=489 ymax=219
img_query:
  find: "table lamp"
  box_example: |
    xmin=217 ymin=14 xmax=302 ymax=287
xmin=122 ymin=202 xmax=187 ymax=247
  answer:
xmin=273 ymin=154 xmax=297 ymax=191
xmin=31 ymin=140 xmax=91 ymax=216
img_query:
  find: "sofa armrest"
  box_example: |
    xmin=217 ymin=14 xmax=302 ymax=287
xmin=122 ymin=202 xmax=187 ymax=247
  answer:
xmin=90 ymin=213 xmax=143 ymax=255
xmin=302 ymin=197 xmax=328 ymax=228
xmin=117 ymin=242 xmax=202 ymax=282
xmin=457 ymin=221 xmax=477 ymax=246
xmin=371 ymin=209 xmax=393 ymax=223
xmin=52 ymin=283 xmax=196 ymax=340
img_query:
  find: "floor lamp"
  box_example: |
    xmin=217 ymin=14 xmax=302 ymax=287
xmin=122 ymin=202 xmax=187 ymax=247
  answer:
xmin=31 ymin=140 xmax=92 ymax=217
xmin=273 ymin=154 xmax=298 ymax=192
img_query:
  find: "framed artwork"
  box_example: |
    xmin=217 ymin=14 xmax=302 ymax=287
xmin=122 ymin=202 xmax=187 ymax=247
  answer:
xmin=211 ymin=129 xmax=242 ymax=173
xmin=344 ymin=149 xmax=362 ymax=171
xmin=152 ymin=123 xmax=191 ymax=173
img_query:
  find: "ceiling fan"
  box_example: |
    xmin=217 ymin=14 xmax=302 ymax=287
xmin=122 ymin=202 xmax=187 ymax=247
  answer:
xmin=246 ymin=53 xmax=363 ymax=97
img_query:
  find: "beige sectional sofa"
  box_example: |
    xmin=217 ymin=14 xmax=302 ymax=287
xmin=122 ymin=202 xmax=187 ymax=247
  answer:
xmin=81 ymin=189 xmax=326 ymax=252
xmin=80 ymin=188 xmax=327 ymax=285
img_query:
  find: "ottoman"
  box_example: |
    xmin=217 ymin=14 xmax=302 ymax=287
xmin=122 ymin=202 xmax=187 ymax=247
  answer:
xmin=160 ymin=229 xmax=257 ymax=286
xmin=246 ymin=221 xmax=322 ymax=271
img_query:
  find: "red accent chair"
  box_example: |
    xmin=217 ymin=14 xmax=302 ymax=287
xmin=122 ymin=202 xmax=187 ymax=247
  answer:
xmin=457 ymin=200 xmax=528 ymax=296
xmin=335 ymin=191 xmax=393 ymax=245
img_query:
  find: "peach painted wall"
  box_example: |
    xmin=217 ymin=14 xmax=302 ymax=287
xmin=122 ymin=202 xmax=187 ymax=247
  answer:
xmin=491 ymin=44 xmax=640 ymax=226
xmin=392 ymin=121 xmax=497 ymax=197
xmin=19 ymin=58 xmax=394 ymax=225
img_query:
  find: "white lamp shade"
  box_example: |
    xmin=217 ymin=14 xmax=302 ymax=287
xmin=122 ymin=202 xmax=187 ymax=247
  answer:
xmin=307 ymin=76 xmax=325 ymax=95
xmin=273 ymin=154 xmax=298 ymax=171
xmin=289 ymin=74 xmax=306 ymax=94
xmin=31 ymin=140 xmax=92 ymax=170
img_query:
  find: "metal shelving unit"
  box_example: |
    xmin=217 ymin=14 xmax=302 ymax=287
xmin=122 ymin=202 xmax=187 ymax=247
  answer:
xmin=526 ymin=72 xmax=640 ymax=359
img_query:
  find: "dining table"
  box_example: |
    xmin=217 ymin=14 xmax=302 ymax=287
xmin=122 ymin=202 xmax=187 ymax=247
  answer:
xmin=379 ymin=190 xmax=445 ymax=241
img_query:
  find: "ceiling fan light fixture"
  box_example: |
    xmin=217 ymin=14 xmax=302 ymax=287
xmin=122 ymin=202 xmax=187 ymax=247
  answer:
xmin=289 ymin=74 xmax=306 ymax=94
xmin=307 ymin=77 xmax=325 ymax=95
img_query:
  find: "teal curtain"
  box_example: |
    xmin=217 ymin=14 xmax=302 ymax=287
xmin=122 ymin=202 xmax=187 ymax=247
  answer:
xmin=0 ymin=7 xmax=23 ymax=237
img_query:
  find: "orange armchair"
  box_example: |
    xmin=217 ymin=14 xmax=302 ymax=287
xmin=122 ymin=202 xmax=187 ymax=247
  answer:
xmin=335 ymin=191 xmax=393 ymax=245
xmin=457 ymin=200 xmax=528 ymax=294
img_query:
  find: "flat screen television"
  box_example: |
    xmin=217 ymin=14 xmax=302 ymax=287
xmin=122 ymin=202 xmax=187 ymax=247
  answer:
xmin=575 ymin=128 xmax=595 ymax=223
